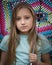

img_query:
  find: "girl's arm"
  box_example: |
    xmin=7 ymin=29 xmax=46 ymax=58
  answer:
xmin=0 ymin=51 xmax=7 ymax=65
xmin=37 ymin=53 xmax=51 ymax=65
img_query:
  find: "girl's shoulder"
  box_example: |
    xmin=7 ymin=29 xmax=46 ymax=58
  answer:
xmin=3 ymin=34 xmax=10 ymax=39
xmin=0 ymin=34 xmax=10 ymax=51
xmin=37 ymin=33 xmax=50 ymax=45
xmin=0 ymin=34 xmax=10 ymax=46
xmin=38 ymin=33 xmax=47 ymax=40
xmin=37 ymin=33 xmax=50 ymax=44
xmin=2 ymin=34 xmax=10 ymax=41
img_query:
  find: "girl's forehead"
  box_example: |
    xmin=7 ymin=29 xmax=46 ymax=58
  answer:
xmin=16 ymin=8 xmax=32 ymax=16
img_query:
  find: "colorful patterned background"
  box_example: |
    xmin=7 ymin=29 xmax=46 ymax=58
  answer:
xmin=0 ymin=0 xmax=52 ymax=44
xmin=0 ymin=0 xmax=52 ymax=60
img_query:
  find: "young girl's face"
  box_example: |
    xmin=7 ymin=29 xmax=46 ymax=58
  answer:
xmin=15 ymin=8 xmax=33 ymax=34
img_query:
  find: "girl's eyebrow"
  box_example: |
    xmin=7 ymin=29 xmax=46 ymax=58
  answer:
xmin=16 ymin=15 xmax=31 ymax=18
xmin=24 ymin=15 xmax=30 ymax=17
xmin=16 ymin=16 xmax=21 ymax=18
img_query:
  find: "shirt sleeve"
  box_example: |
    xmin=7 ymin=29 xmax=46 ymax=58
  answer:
xmin=0 ymin=35 xmax=9 ymax=52
xmin=38 ymin=34 xmax=52 ymax=54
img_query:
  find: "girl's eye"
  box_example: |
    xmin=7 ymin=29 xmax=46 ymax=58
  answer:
xmin=16 ymin=18 xmax=21 ymax=21
xmin=25 ymin=17 xmax=30 ymax=19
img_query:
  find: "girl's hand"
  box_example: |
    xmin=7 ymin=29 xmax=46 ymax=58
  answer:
xmin=29 ymin=53 xmax=38 ymax=64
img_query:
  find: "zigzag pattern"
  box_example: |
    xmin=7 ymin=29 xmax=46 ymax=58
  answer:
xmin=0 ymin=0 xmax=52 ymax=42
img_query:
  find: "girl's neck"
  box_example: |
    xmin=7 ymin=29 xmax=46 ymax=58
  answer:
xmin=19 ymin=32 xmax=29 ymax=35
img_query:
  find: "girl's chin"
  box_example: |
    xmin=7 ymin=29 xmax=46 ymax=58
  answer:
xmin=20 ymin=30 xmax=29 ymax=34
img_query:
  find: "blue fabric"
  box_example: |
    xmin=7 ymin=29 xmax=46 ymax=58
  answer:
xmin=38 ymin=33 xmax=52 ymax=54
xmin=0 ymin=34 xmax=52 ymax=65
xmin=0 ymin=35 xmax=9 ymax=51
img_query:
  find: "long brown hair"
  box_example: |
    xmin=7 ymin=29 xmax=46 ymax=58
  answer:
xmin=6 ymin=2 xmax=38 ymax=65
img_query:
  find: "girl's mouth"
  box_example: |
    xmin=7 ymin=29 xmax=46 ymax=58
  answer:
xmin=21 ymin=26 xmax=28 ymax=29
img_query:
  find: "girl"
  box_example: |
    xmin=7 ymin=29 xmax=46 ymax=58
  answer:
xmin=0 ymin=2 xmax=52 ymax=65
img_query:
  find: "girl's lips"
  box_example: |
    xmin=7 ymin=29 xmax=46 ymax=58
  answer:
xmin=21 ymin=26 xmax=28 ymax=29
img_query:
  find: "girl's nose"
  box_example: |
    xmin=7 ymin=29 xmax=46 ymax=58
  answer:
xmin=21 ymin=19 xmax=25 ymax=25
